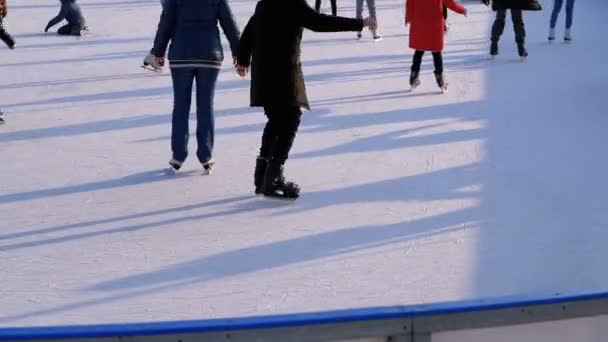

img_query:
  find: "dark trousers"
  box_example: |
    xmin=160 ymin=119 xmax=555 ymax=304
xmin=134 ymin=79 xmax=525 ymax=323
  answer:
xmin=411 ymin=50 xmax=444 ymax=74
xmin=57 ymin=23 xmax=83 ymax=36
xmin=170 ymin=67 xmax=220 ymax=164
xmin=491 ymin=9 xmax=526 ymax=45
xmin=315 ymin=0 xmax=337 ymax=16
xmin=0 ymin=17 xmax=15 ymax=48
xmin=259 ymin=106 xmax=302 ymax=165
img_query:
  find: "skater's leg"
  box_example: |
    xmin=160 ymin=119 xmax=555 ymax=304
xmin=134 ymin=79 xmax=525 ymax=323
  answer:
xmin=194 ymin=68 xmax=220 ymax=165
xmin=272 ymin=107 xmax=302 ymax=165
xmin=367 ymin=0 xmax=377 ymax=19
xmin=355 ymin=0 xmax=363 ymax=19
xmin=491 ymin=9 xmax=506 ymax=44
xmin=330 ymin=0 xmax=337 ymax=16
xmin=411 ymin=50 xmax=424 ymax=73
xmin=432 ymin=51 xmax=444 ymax=75
xmin=0 ymin=18 xmax=15 ymax=49
xmin=511 ymin=9 xmax=527 ymax=55
xmin=565 ymin=0 xmax=575 ymax=29
xmin=550 ymin=0 xmax=564 ymax=29
xmin=57 ymin=24 xmax=73 ymax=35
xmin=170 ymin=68 xmax=195 ymax=162
xmin=315 ymin=0 xmax=321 ymax=12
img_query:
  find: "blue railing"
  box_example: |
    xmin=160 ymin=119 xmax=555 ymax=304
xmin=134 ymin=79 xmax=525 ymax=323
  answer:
xmin=1 ymin=291 xmax=607 ymax=341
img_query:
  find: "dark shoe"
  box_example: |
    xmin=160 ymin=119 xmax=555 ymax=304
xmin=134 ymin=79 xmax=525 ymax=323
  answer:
xmin=262 ymin=160 xmax=300 ymax=200
xmin=517 ymin=44 xmax=528 ymax=61
xmin=254 ymin=157 xmax=267 ymax=195
xmin=490 ymin=41 xmax=498 ymax=57
xmin=169 ymin=158 xmax=183 ymax=171
xmin=409 ymin=70 xmax=420 ymax=89
xmin=434 ymin=71 xmax=448 ymax=93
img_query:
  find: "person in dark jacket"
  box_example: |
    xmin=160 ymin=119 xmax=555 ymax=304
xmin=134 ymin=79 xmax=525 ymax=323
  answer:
xmin=315 ymin=0 xmax=337 ymax=16
xmin=0 ymin=0 xmax=15 ymax=49
xmin=483 ymin=0 xmax=540 ymax=59
xmin=45 ymin=0 xmax=87 ymax=36
xmin=236 ymin=0 xmax=375 ymax=199
xmin=146 ymin=0 xmax=240 ymax=173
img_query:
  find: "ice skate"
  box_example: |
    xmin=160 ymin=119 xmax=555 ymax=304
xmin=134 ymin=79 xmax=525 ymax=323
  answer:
xmin=548 ymin=28 xmax=556 ymax=42
xmin=518 ymin=44 xmax=528 ymax=62
xmin=142 ymin=53 xmax=163 ymax=72
xmin=409 ymin=70 xmax=420 ymax=90
xmin=489 ymin=41 xmax=498 ymax=59
xmin=254 ymin=157 xmax=267 ymax=195
xmin=356 ymin=31 xmax=362 ymax=40
xmin=168 ymin=158 xmax=183 ymax=172
xmin=262 ymin=160 xmax=300 ymax=200
xmin=434 ymin=72 xmax=448 ymax=94
xmin=202 ymin=159 xmax=215 ymax=175
xmin=564 ymin=29 xmax=572 ymax=43
xmin=371 ymin=29 xmax=382 ymax=42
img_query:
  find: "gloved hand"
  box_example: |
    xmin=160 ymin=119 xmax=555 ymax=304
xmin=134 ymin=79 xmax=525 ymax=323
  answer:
xmin=143 ymin=53 xmax=164 ymax=69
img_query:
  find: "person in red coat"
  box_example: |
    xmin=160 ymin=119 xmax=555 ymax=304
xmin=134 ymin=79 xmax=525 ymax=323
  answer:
xmin=405 ymin=0 xmax=467 ymax=92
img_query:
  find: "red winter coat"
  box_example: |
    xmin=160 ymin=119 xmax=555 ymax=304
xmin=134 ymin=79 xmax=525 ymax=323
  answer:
xmin=406 ymin=0 xmax=466 ymax=52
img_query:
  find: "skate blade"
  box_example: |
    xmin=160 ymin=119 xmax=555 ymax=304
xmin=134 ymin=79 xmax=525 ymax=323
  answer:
xmin=141 ymin=65 xmax=162 ymax=73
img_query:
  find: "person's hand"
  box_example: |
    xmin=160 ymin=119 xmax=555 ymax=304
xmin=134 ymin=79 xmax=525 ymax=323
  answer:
xmin=482 ymin=0 xmax=490 ymax=6
xmin=404 ymin=17 xmax=409 ymax=27
xmin=236 ymin=64 xmax=248 ymax=78
xmin=232 ymin=56 xmax=238 ymax=66
xmin=363 ymin=17 xmax=377 ymax=30
xmin=143 ymin=53 xmax=163 ymax=69
xmin=44 ymin=25 xmax=50 ymax=33
xmin=463 ymin=8 xmax=468 ymax=17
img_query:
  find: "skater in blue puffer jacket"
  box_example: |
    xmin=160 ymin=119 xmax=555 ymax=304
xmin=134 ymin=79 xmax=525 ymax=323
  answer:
xmin=45 ymin=0 xmax=87 ymax=36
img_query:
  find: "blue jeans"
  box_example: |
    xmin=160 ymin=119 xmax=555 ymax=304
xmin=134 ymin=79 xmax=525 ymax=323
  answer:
xmin=550 ymin=0 xmax=575 ymax=29
xmin=170 ymin=67 xmax=219 ymax=164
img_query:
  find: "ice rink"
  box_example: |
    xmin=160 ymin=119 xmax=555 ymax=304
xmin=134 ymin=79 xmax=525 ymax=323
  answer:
xmin=1 ymin=0 xmax=607 ymax=327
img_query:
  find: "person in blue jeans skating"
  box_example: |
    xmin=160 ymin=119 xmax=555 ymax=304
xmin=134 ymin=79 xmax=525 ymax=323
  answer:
xmin=145 ymin=0 xmax=240 ymax=174
xmin=549 ymin=0 xmax=575 ymax=42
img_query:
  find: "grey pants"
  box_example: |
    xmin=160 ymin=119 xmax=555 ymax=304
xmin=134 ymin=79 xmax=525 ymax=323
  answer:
xmin=356 ymin=0 xmax=377 ymax=19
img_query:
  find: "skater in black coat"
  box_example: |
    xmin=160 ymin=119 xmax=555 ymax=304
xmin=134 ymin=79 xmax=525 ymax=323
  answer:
xmin=0 ymin=0 xmax=15 ymax=49
xmin=483 ymin=0 xmax=541 ymax=59
xmin=45 ymin=0 xmax=87 ymax=36
xmin=236 ymin=0 xmax=375 ymax=199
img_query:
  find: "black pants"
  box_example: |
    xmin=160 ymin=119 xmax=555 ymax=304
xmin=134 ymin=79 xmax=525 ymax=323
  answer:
xmin=315 ymin=0 xmax=337 ymax=16
xmin=0 ymin=17 xmax=15 ymax=48
xmin=260 ymin=106 xmax=302 ymax=164
xmin=411 ymin=50 xmax=444 ymax=74
xmin=491 ymin=9 xmax=526 ymax=45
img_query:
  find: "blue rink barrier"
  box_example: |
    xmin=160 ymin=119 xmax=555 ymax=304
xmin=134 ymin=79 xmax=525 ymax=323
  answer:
xmin=1 ymin=291 xmax=608 ymax=341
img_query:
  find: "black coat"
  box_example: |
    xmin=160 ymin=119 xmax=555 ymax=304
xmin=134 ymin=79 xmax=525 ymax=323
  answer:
xmin=488 ymin=0 xmax=541 ymax=11
xmin=237 ymin=0 xmax=363 ymax=110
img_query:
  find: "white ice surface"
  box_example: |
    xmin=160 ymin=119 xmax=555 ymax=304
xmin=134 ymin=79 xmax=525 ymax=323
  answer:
xmin=1 ymin=0 xmax=607 ymax=327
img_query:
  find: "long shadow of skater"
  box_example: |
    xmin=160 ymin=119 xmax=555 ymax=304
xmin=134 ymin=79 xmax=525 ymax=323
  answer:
xmin=0 ymin=169 xmax=191 ymax=205
xmin=0 ymin=196 xmax=265 ymax=253
xmin=87 ymin=206 xmax=478 ymax=293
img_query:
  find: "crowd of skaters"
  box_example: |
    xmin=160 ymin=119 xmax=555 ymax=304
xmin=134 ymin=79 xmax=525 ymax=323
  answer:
xmin=1 ymin=0 xmax=579 ymax=198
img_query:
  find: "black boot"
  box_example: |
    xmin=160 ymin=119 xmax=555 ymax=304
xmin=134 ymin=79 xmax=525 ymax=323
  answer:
xmin=434 ymin=71 xmax=448 ymax=93
xmin=262 ymin=160 xmax=300 ymax=200
xmin=490 ymin=41 xmax=498 ymax=57
xmin=409 ymin=70 xmax=420 ymax=89
xmin=254 ymin=157 xmax=267 ymax=195
xmin=517 ymin=43 xmax=528 ymax=60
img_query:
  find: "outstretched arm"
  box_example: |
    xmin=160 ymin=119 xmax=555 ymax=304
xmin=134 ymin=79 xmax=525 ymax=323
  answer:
xmin=444 ymin=0 xmax=467 ymax=15
xmin=218 ymin=0 xmax=240 ymax=58
xmin=297 ymin=0 xmax=363 ymax=33
xmin=151 ymin=0 xmax=177 ymax=57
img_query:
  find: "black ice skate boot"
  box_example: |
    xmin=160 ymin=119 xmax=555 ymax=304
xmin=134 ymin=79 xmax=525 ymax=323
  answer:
xmin=409 ymin=70 xmax=420 ymax=90
xmin=262 ymin=160 xmax=300 ymax=200
xmin=0 ymin=30 xmax=15 ymax=50
xmin=254 ymin=157 xmax=267 ymax=195
xmin=434 ymin=71 xmax=448 ymax=93
xmin=490 ymin=41 xmax=498 ymax=58
xmin=517 ymin=42 xmax=528 ymax=62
